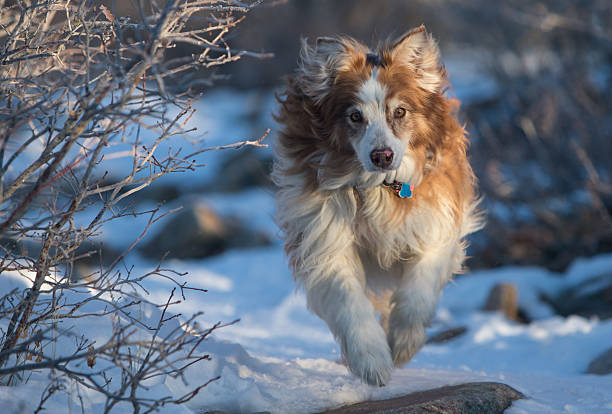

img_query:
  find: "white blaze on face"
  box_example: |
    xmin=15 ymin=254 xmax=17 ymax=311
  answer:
xmin=354 ymin=68 xmax=406 ymax=172
xmin=358 ymin=68 xmax=387 ymax=117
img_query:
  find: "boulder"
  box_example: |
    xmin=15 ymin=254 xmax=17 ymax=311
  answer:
xmin=204 ymin=147 xmax=273 ymax=193
xmin=587 ymin=346 xmax=612 ymax=375
xmin=70 ymin=241 xmax=126 ymax=281
xmin=140 ymin=203 xmax=271 ymax=259
xmin=482 ymin=283 xmax=519 ymax=322
xmin=546 ymin=273 xmax=612 ymax=320
xmin=86 ymin=176 xmax=182 ymax=206
xmin=132 ymin=183 xmax=181 ymax=204
xmin=319 ymin=382 xmax=523 ymax=414
xmin=0 ymin=237 xmax=121 ymax=280
xmin=427 ymin=326 xmax=468 ymax=344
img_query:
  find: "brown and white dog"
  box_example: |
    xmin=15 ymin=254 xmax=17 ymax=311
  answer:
xmin=272 ymin=26 xmax=483 ymax=386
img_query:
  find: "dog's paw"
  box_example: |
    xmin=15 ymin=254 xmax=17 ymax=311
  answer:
xmin=388 ymin=323 xmax=426 ymax=367
xmin=343 ymin=325 xmax=394 ymax=386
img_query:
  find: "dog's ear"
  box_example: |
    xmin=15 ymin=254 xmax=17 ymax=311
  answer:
xmin=296 ymin=36 xmax=349 ymax=102
xmin=315 ymin=36 xmax=343 ymax=48
xmin=392 ymin=25 xmax=444 ymax=93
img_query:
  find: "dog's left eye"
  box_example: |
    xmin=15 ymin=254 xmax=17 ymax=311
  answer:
xmin=393 ymin=107 xmax=407 ymax=119
xmin=349 ymin=111 xmax=363 ymax=123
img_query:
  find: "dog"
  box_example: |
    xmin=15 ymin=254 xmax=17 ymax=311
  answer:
xmin=272 ymin=26 xmax=483 ymax=386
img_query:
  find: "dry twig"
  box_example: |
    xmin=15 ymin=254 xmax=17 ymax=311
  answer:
xmin=0 ymin=0 xmax=269 ymax=411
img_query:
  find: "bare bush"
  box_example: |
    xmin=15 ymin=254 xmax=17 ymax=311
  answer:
xmin=0 ymin=0 xmax=268 ymax=411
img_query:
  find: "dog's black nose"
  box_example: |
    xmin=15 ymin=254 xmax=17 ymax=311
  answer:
xmin=370 ymin=148 xmax=394 ymax=169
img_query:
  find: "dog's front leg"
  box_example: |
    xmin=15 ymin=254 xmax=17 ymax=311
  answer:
xmin=304 ymin=247 xmax=393 ymax=386
xmin=387 ymin=243 xmax=461 ymax=366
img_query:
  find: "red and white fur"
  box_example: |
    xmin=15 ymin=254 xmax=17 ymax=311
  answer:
xmin=272 ymin=26 xmax=483 ymax=386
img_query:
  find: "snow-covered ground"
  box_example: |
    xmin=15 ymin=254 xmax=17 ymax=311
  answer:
xmin=3 ymin=183 xmax=612 ymax=413
xmin=3 ymin=78 xmax=612 ymax=413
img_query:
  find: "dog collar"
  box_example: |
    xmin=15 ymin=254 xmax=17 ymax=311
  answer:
xmin=383 ymin=181 xmax=414 ymax=198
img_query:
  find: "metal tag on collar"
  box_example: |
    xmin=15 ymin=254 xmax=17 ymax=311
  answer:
xmin=398 ymin=183 xmax=414 ymax=198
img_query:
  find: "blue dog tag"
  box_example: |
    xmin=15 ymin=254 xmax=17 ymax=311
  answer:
xmin=398 ymin=183 xmax=413 ymax=198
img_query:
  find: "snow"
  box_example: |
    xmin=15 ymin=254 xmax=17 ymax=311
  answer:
xmin=4 ymin=190 xmax=612 ymax=413
xmin=3 ymin=87 xmax=612 ymax=413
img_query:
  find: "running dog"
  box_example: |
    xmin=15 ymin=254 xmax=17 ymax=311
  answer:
xmin=273 ymin=26 xmax=483 ymax=386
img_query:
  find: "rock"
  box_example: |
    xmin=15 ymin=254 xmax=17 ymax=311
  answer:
xmin=0 ymin=237 xmax=121 ymax=280
xmin=546 ymin=273 xmax=612 ymax=320
xmin=133 ymin=183 xmax=181 ymax=204
xmin=204 ymin=147 xmax=273 ymax=193
xmin=587 ymin=346 xmax=612 ymax=375
xmin=0 ymin=237 xmax=38 ymax=258
xmin=427 ymin=326 xmax=468 ymax=344
xmin=71 ymin=240 xmax=123 ymax=266
xmin=318 ymin=382 xmax=523 ymax=414
xmin=140 ymin=203 xmax=271 ymax=259
xmin=83 ymin=176 xmax=182 ymax=206
xmin=70 ymin=241 xmax=125 ymax=280
xmin=483 ymin=283 xmax=519 ymax=321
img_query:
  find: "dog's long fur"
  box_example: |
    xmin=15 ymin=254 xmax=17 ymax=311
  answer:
xmin=272 ymin=26 xmax=483 ymax=386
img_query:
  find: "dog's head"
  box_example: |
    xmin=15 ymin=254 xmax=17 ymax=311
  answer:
xmin=282 ymin=26 xmax=453 ymax=188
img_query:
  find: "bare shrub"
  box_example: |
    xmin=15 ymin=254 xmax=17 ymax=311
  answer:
xmin=0 ymin=0 xmax=268 ymax=411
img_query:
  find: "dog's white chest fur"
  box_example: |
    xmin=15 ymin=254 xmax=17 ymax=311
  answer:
xmin=354 ymin=186 xmax=462 ymax=269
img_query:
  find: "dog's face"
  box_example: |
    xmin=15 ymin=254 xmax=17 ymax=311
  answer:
xmin=293 ymin=26 xmax=447 ymax=186
xmin=345 ymin=64 xmax=409 ymax=172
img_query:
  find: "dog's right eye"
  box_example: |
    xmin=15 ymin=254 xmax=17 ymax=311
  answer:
xmin=349 ymin=111 xmax=363 ymax=123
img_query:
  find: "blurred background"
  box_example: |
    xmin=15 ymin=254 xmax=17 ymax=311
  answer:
xmin=80 ymin=0 xmax=612 ymax=323
xmin=215 ymin=0 xmax=612 ymax=272
xmin=97 ymin=0 xmax=612 ymax=272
